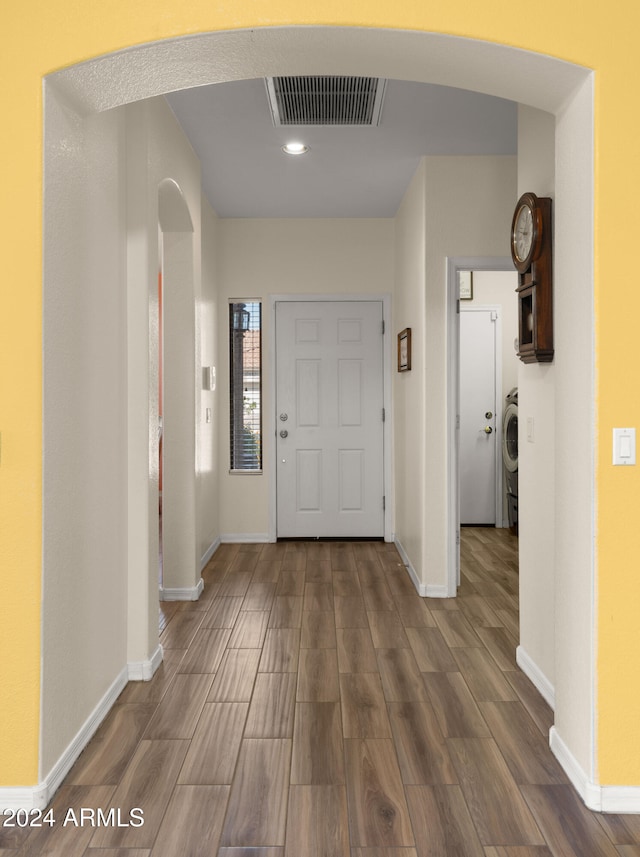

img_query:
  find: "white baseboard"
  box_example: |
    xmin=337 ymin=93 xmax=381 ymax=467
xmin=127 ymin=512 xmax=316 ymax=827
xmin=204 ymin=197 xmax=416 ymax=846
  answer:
xmin=127 ymin=643 xmax=163 ymax=682
xmin=549 ymin=726 xmax=640 ymax=813
xmin=425 ymin=583 xmax=451 ymax=598
xmin=200 ymin=536 xmax=221 ymax=570
xmin=159 ymin=577 xmax=204 ymax=601
xmin=221 ymin=533 xmax=271 ymax=543
xmin=0 ymin=783 xmax=49 ymax=812
xmin=600 ymin=785 xmax=640 ymax=813
xmin=516 ymin=645 xmax=556 ymax=710
xmin=393 ymin=537 xmax=451 ymax=598
xmin=0 ymin=665 xmax=129 ymax=811
xmin=521 ymin=663 xmax=640 ymax=814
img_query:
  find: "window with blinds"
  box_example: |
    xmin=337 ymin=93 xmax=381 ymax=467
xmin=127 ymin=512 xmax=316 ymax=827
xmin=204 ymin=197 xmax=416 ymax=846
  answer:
xmin=229 ymin=301 xmax=262 ymax=472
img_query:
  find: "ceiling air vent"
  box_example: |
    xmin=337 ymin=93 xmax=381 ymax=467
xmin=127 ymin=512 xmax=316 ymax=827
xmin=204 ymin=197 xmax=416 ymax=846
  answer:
xmin=265 ymin=76 xmax=387 ymax=126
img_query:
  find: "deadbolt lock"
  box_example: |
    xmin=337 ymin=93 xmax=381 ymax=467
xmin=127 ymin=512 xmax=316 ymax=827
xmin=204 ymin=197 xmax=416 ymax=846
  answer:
xmin=279 ymin=413 xmax=288 ymax=421
xmin=485 ymin=411 xmax=493 ymax=420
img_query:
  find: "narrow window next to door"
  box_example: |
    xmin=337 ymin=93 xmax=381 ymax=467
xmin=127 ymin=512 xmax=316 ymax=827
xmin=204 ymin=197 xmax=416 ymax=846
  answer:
xmin=229 ymin=301 xmax=262 ymax=472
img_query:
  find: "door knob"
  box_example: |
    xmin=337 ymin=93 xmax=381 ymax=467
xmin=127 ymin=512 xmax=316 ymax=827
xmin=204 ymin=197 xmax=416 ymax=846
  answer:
xmin=280 ymin=429 xmax=288 ymax=438
xmin=484 ymin=426 xmax=493 ymax=434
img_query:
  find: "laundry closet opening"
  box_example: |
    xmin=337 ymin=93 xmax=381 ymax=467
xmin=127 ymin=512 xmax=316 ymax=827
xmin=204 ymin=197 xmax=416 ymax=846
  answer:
xmin=458 ymin=270 xmax=519 ymax=532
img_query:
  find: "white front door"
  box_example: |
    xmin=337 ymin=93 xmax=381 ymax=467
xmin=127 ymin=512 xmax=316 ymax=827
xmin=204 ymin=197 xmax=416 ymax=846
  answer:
xmin=275 ymin=300 xmax=385 ymax=538
xmin=459 ymin=307 xmax=499 ymax=525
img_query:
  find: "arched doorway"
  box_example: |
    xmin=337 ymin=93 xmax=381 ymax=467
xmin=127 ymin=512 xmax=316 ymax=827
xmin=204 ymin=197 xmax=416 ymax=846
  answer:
xmin=41 ymin=26 xmax=595 ymax=806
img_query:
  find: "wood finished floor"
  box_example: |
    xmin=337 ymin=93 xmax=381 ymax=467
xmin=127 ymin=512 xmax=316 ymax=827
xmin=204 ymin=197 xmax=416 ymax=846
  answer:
xmin=6 ymin=528 xmax=640 ymax=856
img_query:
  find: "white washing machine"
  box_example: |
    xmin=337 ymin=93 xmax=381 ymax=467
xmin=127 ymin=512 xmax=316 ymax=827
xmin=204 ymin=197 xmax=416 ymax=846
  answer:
xmin=502 ymin=388 xmax=518 ymax=533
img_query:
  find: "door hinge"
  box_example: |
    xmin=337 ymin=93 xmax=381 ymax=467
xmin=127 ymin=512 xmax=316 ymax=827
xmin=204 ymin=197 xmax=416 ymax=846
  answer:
xmin=457 ymin=299 xmax=460 ymax=314
xmin=381 ymin=319 xmax=385 ymax=335
xmin=382 ymin=407 xmax=386 ymax=422
xmin=383 ymin=496 xmax=386 ymax=511
xmin=491 ymin=310 xmax=498 ymax=321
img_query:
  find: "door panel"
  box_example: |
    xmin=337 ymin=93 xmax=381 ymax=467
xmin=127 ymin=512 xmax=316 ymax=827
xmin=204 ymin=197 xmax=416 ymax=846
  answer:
xmin=459 ymin=308 xmax=498 ymax=525
xmin=276 ymin=301 xmax=384 ymax=538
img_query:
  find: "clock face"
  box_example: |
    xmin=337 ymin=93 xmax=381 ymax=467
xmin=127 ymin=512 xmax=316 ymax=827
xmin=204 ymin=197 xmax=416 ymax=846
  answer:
xmin=513 ymin=203 xmax=534 ymax=263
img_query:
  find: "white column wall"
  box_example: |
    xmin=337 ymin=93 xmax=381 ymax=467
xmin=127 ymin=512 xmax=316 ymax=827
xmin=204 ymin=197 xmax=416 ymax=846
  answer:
xmin=161 ymin=231 xmax=198 ymax=593
xmin=199 ymin=199 xmax=221 ymax=563
xmin=42 ymin=85 xmax=128 ymax=777
xmin=552 ymin=76 xmax=596 ymax=788
xmin=392 ymin=156 xmax=516 ymax=589
xmin=425 ymin=156 xmax=517 ymax=588
xmin=516 ymin=105 xmax=557 ymax=698
xmin=40 ymin=89 xmax=218 ymax=783
xmin=393 ymin=161 xmax=428 ymax=578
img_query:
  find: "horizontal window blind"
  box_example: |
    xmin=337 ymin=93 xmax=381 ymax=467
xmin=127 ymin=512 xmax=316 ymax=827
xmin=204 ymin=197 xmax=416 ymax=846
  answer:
xmin=229 ymin=301 xmax=262 ymax=471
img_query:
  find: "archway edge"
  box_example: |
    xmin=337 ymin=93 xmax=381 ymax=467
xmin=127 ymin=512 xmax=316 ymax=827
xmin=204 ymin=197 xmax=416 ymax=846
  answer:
xmin=158 ymin=178 xmax=194 ymax=233
xmin=48 ymin=26 xmax=589 ymax=117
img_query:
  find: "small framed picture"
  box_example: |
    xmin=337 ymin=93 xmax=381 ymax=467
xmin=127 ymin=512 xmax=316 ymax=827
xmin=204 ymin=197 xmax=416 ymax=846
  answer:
xmin=398 ymin=327 xmax=411 ymax=372
xmin=459 ymin=270 xmax=473 ymax=300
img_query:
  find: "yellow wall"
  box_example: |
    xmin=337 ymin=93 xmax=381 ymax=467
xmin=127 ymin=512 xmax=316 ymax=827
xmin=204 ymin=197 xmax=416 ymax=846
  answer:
xmin=2 ymin=0 xmax=640 ymax=786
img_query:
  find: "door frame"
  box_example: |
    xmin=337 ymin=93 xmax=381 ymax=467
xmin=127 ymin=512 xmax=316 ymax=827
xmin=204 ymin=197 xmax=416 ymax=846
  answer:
xmin=459 ymin=303 xmax=504 ymax=528
xmin=268 ymin=293 xmax=393 ymax=543
xmin=446 ymin=257 xmax=514 ymax=594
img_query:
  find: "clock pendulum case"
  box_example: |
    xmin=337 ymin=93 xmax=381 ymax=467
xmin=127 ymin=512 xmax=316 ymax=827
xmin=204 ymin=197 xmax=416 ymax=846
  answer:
xmin=510 ymin=192 xmax=553 ymax=363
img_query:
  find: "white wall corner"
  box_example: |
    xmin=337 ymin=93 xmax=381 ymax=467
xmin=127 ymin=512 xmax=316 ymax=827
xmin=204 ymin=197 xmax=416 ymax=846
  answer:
xmin=159 ymin=577 xmax=204 ymax=601
xmin=394 ymin=537 xmax=428 ymax=597
xmin=516 ymin=644 xmax=556 ymax=710
xmin=128 ymin=643 xmax=164 ymax=681
xmin=550 ymin=726 xmax=640 ymax=813
xmin=201 ymin=536 xmax=221 ymax=570
xmin=1 ymin=666 xmax=129 ymax=810
xmin=550 ymin=726 xmax=601 ymax=809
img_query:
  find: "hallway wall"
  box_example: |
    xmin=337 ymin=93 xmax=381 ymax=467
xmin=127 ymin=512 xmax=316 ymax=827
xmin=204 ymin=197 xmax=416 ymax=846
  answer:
xmin=393 ymin=160 xmax=427 ymax=582
xmin=516 ymin=104 xmax=557 ymax=700
xmin=36 ymin=92 xmax=221 ymax=785
xmin=199 ymin=198 xmax=221 ymax=562
xmin=216 ymin=217 xmax=394 ymax=539
xmin=424 ymin=156 xmax=517 ymax=589
xmin=41 ymin=84 xmax=129 ymax=778
xmin=394 ymin=155 xmax=517 ymax=591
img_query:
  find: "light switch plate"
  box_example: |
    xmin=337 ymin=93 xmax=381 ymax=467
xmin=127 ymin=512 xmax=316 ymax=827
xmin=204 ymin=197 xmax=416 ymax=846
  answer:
xmin=613 ymin=427 xmax=636 ymax=465
xmin=203 ymin=366 xmax=216 ymax=391
xmin=527 ymin=417 xmax=535 ymax=443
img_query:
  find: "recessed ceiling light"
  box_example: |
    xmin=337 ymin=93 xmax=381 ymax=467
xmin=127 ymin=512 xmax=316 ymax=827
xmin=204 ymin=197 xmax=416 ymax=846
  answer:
xmin=282 ymin=142 xmax=309 ymax=155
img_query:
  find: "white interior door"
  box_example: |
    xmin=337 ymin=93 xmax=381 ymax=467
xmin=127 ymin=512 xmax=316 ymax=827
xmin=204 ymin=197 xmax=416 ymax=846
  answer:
xmin=275 ymin=300 xmax=384 ymax=538
xmin=459 ymin=307 xmax=500 ymax=525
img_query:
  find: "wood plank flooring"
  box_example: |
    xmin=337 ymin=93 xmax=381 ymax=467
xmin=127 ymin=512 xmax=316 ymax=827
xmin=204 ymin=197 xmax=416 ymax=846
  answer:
xmin=5 ymin=528 xmax=640 ymax=856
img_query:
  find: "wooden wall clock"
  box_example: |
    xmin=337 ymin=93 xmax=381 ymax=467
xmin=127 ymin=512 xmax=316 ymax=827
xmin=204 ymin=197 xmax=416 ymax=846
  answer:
xmin=510 ymin=192 xmax=553 ymax=363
